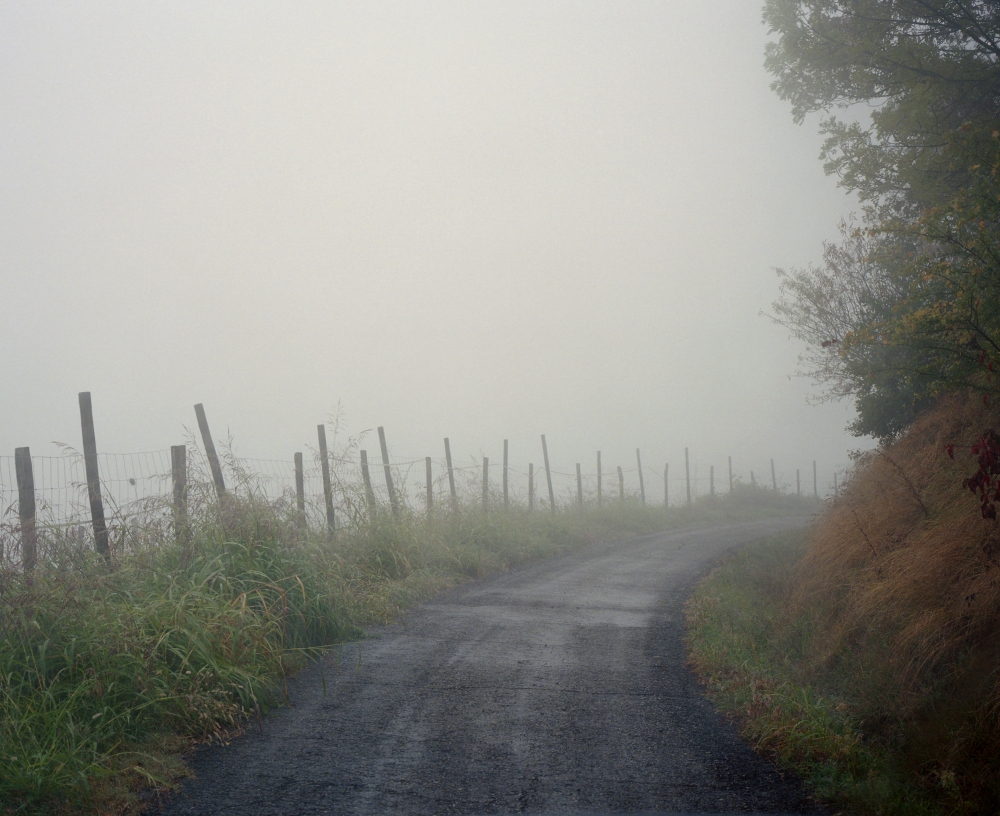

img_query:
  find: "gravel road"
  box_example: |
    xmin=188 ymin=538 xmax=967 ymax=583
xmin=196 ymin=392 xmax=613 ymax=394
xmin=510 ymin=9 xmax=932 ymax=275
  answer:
xmin=155 ymin=517 xmax=827 ymax=816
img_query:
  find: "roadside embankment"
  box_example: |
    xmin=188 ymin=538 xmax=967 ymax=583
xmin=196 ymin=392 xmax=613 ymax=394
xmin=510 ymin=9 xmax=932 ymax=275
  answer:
xmin=0 ymin=485 xmax=813 ymax=814
xmin=687 ymin=394 xmax=1000 ymax=814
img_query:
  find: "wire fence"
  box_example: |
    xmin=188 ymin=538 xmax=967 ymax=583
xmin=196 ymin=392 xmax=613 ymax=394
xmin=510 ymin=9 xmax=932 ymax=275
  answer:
xmin=1 ymin=395 xmax=834 ymax=571
xmin=1 ymin=433 xmax=828 ymax=571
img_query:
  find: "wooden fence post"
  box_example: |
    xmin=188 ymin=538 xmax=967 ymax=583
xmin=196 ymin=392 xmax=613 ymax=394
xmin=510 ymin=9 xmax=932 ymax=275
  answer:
xmin=796 ymin=468 xmax=801 ymax=496
xmin=378 ymin=427 xmax=400 ymax=518
xmin=771 ymin=459 xmax=777 ymax=491
xmin=751 ymin=470 xmax=756 ymax=485
xmin=79 ymin=392 xmax=110 ymax=560
xmin=503 ymin=439 xmax=509 ymax=510
xmin=360 ymin=450 xmax=376 ymax=511
xmin=685 ymin=447 xmax=691 ymax=507
xmin=576 ymin=463 xmax=583 ymax=509
xmin=528 ymin=463 xmax=535 ymax=512
xmin=728 ymin=456 xmax=733 ymax=493
xmin=541 ymin=434 xmax=556 ymax=514
xmin=482 ymin=457 xmax=489 ymax=511
xmin=194 ymin=403 xmax=226 ymax=497
xmin=834 ymin=472 xmax=838 ymax=498
xmin=664 ymin=463 xmax=669 ymax=507
xmin=597 ymin=451 xmax=603 ymax=508
xmin=636 ymin=448 xmax=646 ymax=505
xmin=618 ymin=465 xmax=624 ymax=501
xmin=294 ymin=452 xmax=306 ymax=523
xmin=444 ymin=438 xmax=458 ymax=512
xmin=14 ymin=447 xmax=37 ymax=576
xmin=813 ymin=460 xmax=818 ymax=497
xmin=317 ymin=425 xmax=336 ymax=533
xmin=710 ymin=465 xmax=715 ymax=496
xmin=425 ymin=456 xmax=433 ymax=512
xmin=171 ymin=444 xmax=187 ymax=543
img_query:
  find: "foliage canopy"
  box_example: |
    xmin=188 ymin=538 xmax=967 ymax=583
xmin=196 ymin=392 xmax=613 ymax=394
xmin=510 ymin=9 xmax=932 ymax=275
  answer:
xmin=764 ymin=0 xmax=1000 ymax=208
xmin=764 ymin=1 xmax=1000 ymax=439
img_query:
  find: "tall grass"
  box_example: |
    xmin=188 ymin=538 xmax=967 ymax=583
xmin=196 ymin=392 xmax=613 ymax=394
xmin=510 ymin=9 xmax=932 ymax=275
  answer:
xmin=1 ymin=497 xmax=356 ymax=812
xmin=688 ymin=393 xmax=1000 ymax=814
xmin=0 ymin=475 xmax=814 ymax=814
xmin=687 ymin=532 xmax=944 ymax=814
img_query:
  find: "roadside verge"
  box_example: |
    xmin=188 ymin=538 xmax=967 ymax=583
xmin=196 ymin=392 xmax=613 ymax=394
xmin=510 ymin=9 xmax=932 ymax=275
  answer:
xmin=0 ymin=487 xmax=815 ymax=815
xmin=685 ymin=530 xmax=966 ymax=815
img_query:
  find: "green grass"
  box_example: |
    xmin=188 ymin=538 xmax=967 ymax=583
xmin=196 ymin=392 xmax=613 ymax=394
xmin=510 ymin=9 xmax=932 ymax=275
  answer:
xmin=1 ymin=484 xmax=815 ymax=815
xmin=685 ymin=531 xmax=967 ymax=815
xmin=1 ymin=506 xmax=357 ymax=814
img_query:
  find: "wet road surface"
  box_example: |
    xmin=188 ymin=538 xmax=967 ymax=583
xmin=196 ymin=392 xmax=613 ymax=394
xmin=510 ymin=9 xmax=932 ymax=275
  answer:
xmin=155 ymin=518 xmax=827 ymax=816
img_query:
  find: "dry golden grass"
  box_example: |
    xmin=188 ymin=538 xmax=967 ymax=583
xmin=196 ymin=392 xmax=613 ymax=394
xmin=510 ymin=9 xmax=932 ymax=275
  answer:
xmin=795 ymin=392 xmax=1000 ymax=803
xmin=687 ymin=393 xmax=1000 ymax=813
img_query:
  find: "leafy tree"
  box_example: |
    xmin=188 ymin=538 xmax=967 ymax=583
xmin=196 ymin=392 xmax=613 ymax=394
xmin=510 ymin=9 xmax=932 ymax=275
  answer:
xmin=763 ymin=0 xmax=1000 ymax=209
xmin=770 ymin=218 xmax=938 ymax=440
xmin=764 ymin=1 xmax=1000 ymax=438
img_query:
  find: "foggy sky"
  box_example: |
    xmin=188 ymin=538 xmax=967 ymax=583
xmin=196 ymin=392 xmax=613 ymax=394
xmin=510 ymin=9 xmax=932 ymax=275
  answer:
xmin=1 ymin=1 xmax=866 ymax=494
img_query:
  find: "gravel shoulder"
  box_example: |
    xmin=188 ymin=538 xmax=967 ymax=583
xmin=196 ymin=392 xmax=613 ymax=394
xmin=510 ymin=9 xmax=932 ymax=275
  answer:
xmin=154 ymin=517 xmax=827 ymax=816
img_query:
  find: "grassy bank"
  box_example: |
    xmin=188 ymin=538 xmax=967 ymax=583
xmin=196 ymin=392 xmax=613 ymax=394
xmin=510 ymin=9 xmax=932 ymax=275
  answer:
xmin=687 ymin=531 xmax=945 ymax=814
xmin=1 ymin=484 xmax=812 ymax=814
xmin=687 ymin=395 xmax=1000 ymax=815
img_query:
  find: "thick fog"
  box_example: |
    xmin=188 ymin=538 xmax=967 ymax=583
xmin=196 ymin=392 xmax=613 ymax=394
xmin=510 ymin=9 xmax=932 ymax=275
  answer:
xmin=1 ymin=2 xmax=867 ymax=496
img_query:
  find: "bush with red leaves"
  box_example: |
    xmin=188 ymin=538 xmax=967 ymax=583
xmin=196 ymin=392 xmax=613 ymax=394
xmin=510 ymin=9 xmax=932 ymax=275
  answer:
xmin=948 ymin=431 xmax=1000 ymax=519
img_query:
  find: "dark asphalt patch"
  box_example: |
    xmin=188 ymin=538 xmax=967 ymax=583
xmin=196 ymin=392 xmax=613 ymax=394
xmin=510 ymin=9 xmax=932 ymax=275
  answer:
xmin=153 ymin=518 xmax=829 ymax=816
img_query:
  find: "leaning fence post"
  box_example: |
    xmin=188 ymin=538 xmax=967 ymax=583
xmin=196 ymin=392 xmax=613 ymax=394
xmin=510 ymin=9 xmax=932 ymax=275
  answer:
xmin=664 ymin=463 xmax=669 ymax=507
xmin=79 ymin=392 xmax=110 ymax=561
xmin=771 ymin=459 xmax=777 ymax=491
xmin=710 ymin=465 xmax=715 ymax=496
xmin=444 ymin=438 xmax=458 ymax=512
xmin=503 ymin=439 xmax=509 ymax=510
xmin=728 ymin=456 xmax=733 ymax=493
xmin=796 ymin=468 xmax=801 ymax=496
xmin=14 ymin=447 xmax=37 ymax=576
xmin=528 ymin=463 xmax=535 ymax=512
xmin=618 ymin=465 xmax=624 ymax=501
xmin=294 ymin=452 xmax=306 ymax=524
xmin=425 ymin=456 xmax=433 ymax=513
xmin=813 ymin=460 xmax=818 ymax=497
xmin=685 ymin=447 xmax=691 ymax=507
xmin=171 ymin=445 xmax=187 ymax=543
xmin=378 ymin=426 xmax=400 ymax=518
xmin=541 ymin=434 xmax=556 ymax=515
xmin=597 ymin=451 xmax=603 ymax=508
xmin=194 ymin=403 xmax=226 ymax=497
xmin=317 ymin=425 xmax=336 ymax=533
xmin=482 ymin=457 xmax=489 ymax=511
xmin=636 ymin=448 xmax=646 ymax=505
xmin=360 ymin=450 xmax=376 ymax=511
xmin=576 ymin=463 xmax=583 ymax=509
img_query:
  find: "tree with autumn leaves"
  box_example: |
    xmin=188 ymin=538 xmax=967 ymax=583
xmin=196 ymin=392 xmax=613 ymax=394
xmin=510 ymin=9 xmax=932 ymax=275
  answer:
xmin=766 ymin=0 xmax=1000 ymax=441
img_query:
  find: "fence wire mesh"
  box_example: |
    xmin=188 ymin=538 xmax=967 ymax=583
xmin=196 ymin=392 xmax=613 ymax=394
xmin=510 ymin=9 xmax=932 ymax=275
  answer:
xmin=0 ymin=441 xmax=824 ymax=570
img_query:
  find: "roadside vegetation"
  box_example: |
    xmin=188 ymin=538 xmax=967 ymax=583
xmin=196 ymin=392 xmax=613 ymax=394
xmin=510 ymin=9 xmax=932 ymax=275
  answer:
xmin=687 ymin=6 xmax=1000 ymax=811
xmin=0 ymin=477 xmax=813 ymax=815
xmin=688 ymin=394 xmax=1000 ymax=814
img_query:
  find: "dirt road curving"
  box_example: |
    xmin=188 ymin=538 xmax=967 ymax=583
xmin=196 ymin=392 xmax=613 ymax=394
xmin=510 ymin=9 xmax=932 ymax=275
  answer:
xmin=155 ymin=518 xmax=826 ymax=816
